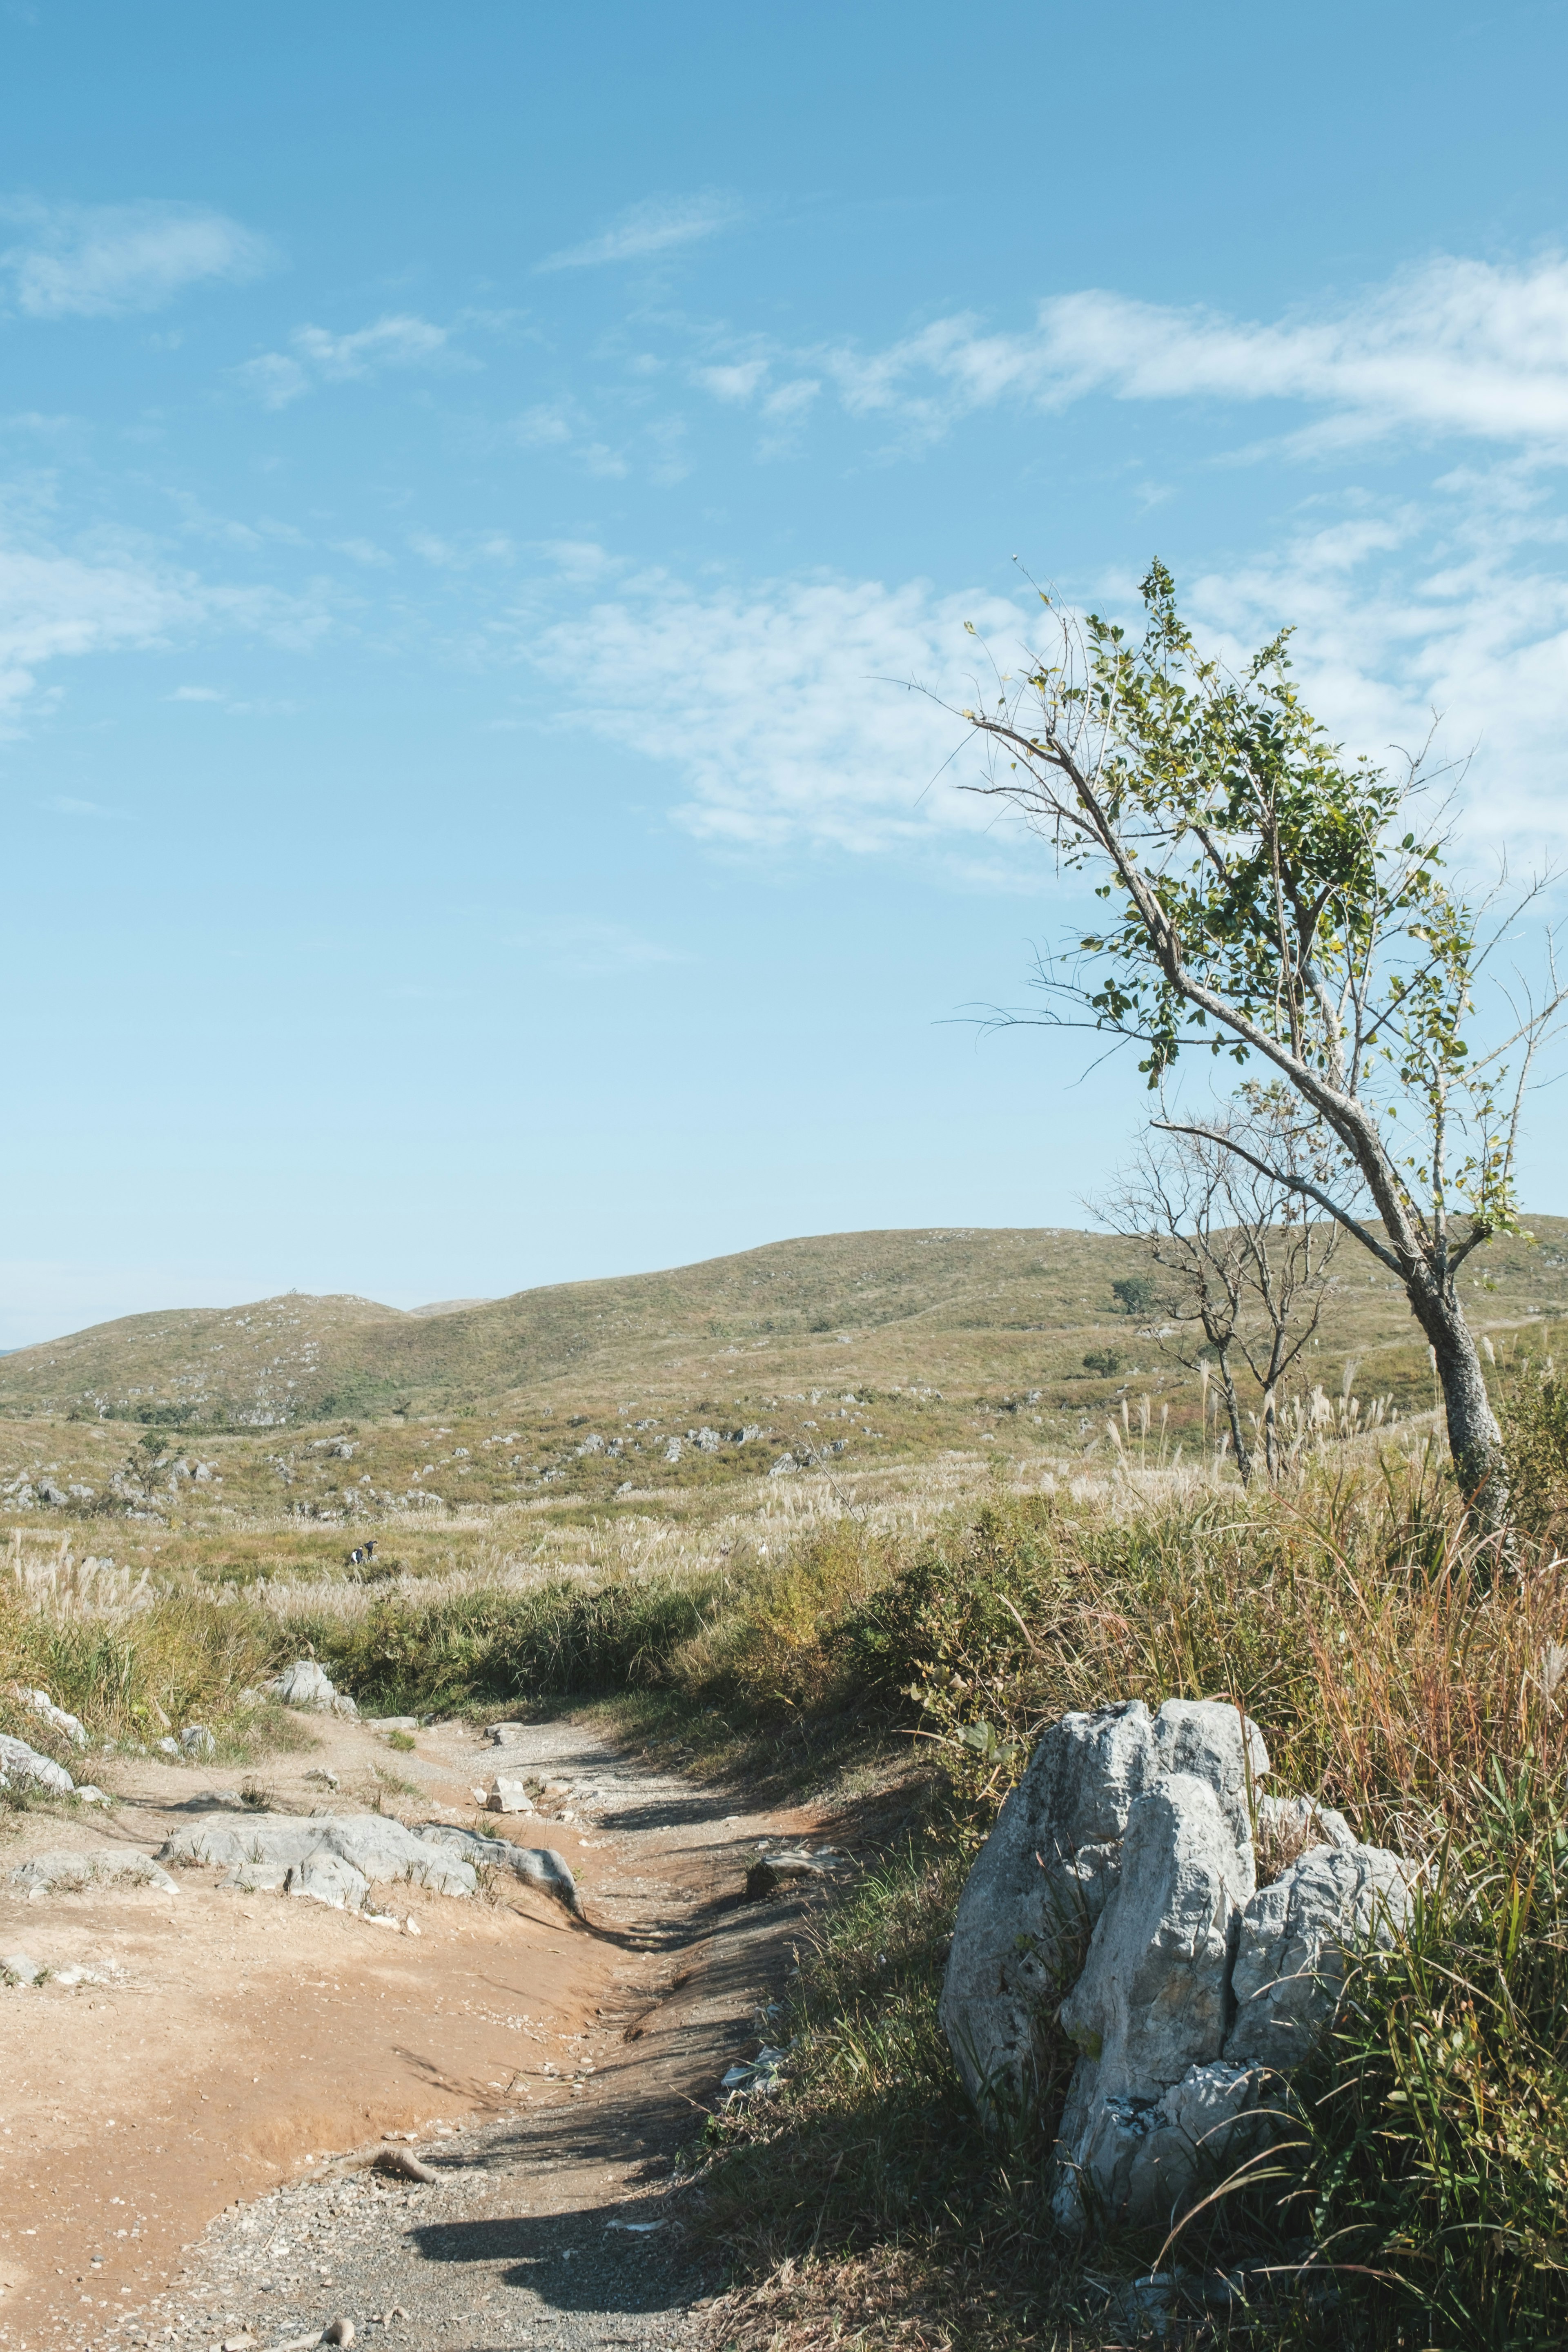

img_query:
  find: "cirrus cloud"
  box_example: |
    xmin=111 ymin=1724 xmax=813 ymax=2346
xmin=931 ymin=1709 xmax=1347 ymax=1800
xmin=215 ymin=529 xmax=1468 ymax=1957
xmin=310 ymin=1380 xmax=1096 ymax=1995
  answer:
xmin=0 ymin=197 xmax=275 ymax=318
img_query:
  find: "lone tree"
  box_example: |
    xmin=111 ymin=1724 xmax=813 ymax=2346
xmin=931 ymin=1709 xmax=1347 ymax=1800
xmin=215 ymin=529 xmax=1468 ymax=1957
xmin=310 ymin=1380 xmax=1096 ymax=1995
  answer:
xmin=1100 ymin=1086 xmax=1345 ymax=1484
xmin=962 ymin=563 xmax=1565 ymax=1532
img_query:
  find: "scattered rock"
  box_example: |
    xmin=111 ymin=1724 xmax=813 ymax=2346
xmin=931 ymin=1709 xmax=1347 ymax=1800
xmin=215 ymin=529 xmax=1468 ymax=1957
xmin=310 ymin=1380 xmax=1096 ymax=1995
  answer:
xmin=305 ymin=1769 xmax=341 ymax=1791
xmin=323 ymin=2321 xmax=356 ymax=2347
xmin=2 ymin=1950 xmax=42 ymax=1984
xmin=940 ymin=1695 xmax=1414 ymax=2232
xmin=75 ymin=1785 xmax=109 ymax=1804
xmin=184 ymin=1788 xmax=246 ymax=1811
xmin=180 ymin=1724 xmax=216 ymax=1758
xmin=744 ymin=1849 xmax=841 ymax=1901
xmin=0 ymin=1732 xmax=76 ymax=1796
xmin=10 ymin=1686 xmax=89 ymax=1747
xmin=156 ymin=1736 xmax=181 ymax=1757
xmin=11 ymin=1847 xmax=180 ymax=1898
xmin=365 ymin=1717 xmax=418 ymax=1733
xmin=267 ymin=1660 xmax=359 ymax=1718
xmin=374 ymin=2145 xmax=437 ymax=2183
xmin=486 ymin=1778 xmax=534 ymax=1815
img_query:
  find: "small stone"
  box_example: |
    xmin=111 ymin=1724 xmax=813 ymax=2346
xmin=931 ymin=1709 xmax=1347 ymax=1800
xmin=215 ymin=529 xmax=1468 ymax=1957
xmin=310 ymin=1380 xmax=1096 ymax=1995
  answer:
xmin=374 ymin=2145 xmax=436 ymax=2183
xmin=180 ymin=1725 xmax=216 ymax=1759
xmin=744 ymin=1849 xmax=840 ymax=1901
xmin=405 ymin=1915 xmax=421 ymax=1935
xmin=75 ymin=1785 xmax=109 ymax=1804
xmin=305 ymin=1770 xmax=341 ymax=1791
xmin=156 ymin=1736 xmax=181 ymax=1757
xmin=323 ymin=2321 xmax=356 ymax=2347
xmin=486 ymin=1778 xmax=534 ymax=1815
xmin=2 ymin=1951 xmax=42 ymax=1984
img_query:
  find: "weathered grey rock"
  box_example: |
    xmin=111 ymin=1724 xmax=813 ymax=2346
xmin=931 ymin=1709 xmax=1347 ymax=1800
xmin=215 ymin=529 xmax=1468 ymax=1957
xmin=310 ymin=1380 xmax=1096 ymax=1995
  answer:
xmin=267 ymin=1660 xmax=358 ymax=1717
xmin=1226 ymin=1843 xmax=1414 ymax=2074
xmin=745 ymin=1849 xmax=842 ymax=1900
xmin=1053 ymin=1775 xmax=1255 ymax=2227
xmin=75 ymin=1786 xmax=109 ymax=1805
xmin=159 ymin=1813 xmax=477 ymax=1902
xmin=940 ymin=1699 xmax=1265 ymax=2116
xmin=0 ymin=1732 xmax=75 ymax=1795
xmin=11 ymin=1847 xmax=179 ymax=1898
xmin=285 ymin=1852 xmax=370 ymax=1911
xmin=414 ymin=1824 xmax=581 ymax=1916
xmin=156 ymin=1736 xmax=181 ymax=1757
xmin=486 ymin=1777 xmax=533 ymax=1814
xmin=2 ymin=1950 xmax=42 ymax=1984
xmin=1254 ymin=1792 xmax=1356 ymax=1853
xmin=11 ymin=1686 xmax=89 ymax=1748
xmin=180 ymin=1724 xmax=216 ymax=1758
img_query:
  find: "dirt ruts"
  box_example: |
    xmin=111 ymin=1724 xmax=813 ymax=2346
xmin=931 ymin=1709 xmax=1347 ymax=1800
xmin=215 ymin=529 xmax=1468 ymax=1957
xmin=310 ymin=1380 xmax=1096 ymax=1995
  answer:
xmin=0 ymin=1713 xmax=832 ymax=2352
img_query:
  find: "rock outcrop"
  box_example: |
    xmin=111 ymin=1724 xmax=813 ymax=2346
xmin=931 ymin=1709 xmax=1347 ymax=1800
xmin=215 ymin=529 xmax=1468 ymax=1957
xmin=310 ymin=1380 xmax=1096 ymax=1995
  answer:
xmin=940 ymin=1697 xmax=1412 ymax=2232
xmin=11 ymin=1847 xmax=180 ymax=1898
xmin=266 ymin=1660 xmax=358 ymax=1717
xmin=155 ymin=1811 xmax=583 ymax=1917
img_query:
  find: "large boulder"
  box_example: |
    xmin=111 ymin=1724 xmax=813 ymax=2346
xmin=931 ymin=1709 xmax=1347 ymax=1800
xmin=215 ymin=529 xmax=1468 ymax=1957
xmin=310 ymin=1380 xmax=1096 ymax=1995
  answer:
xmin=940 ymin=1696 xmax=1413 ymax=2233
xmin=267 ymin=1660 xmax=358 ymax=1717
xmin=939 ymin=1698 xmax=1265 ymax=2116
xmin=1052 ymin=1773 xmax=1256 ymax=2227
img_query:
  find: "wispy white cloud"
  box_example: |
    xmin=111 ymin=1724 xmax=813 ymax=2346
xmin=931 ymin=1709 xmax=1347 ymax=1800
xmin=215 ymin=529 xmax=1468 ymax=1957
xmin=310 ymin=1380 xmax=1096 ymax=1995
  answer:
xmin=0 ymin=530 xmax=327 ymax=729
xmin=513 ymin=459 xmax=1568 ymax=870
xmin=537 ymin=191 xmax=742 ymax=273
xmin=0 ymin=197 xmax=274 ymax=318
xmin=525 ymin=567 xmax=1028 ymax=853
xmin=234 ymin=313 xmax=464 ymax=408
xmin=693 ymin=256 xmax=1568 ymax=456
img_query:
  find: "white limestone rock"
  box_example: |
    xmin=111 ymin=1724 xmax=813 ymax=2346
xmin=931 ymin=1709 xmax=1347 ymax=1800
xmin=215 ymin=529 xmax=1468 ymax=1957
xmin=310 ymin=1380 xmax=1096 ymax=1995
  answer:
xmin=0 ymin=1732 xmax=75 ymax=1795
xmin=1053 ymin=1774 xmax=1256 ymax=2228
xmin=267 ymin=1660 xmax=358 ymax=1717
xmin=939 ymin=1698 xmax=1267 ymax=2118
xmin=11 ymin=1687 xmax=89 ymax=1748
xmin=11 ymin=1847 xmax=179 ymax=1898
xmin=1225 ymin=1842 xmax=1414 ymax=2074
xmin=1254 ymin=1791 xmax=1356 ymax=1852
xmin=414 ymin=1823 xmax=582 ymax=1916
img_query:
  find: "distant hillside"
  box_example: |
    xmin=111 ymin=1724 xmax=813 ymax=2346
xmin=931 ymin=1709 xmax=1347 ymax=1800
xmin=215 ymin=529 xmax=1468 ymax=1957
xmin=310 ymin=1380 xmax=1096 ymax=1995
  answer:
xmin=3 ymin=1222 xmax=1566 ymax=1431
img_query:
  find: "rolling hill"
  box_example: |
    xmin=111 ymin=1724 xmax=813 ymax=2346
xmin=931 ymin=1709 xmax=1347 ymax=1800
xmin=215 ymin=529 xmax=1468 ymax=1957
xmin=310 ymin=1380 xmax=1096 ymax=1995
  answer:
xmin=3 ymin=1222 xmax=1567 ymax=1435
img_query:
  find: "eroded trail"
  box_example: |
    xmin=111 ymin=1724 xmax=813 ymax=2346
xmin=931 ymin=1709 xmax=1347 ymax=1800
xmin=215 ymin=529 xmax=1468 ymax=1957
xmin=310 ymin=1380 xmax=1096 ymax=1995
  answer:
xmin=0 ymin=1715 xmax=826 ymax=2352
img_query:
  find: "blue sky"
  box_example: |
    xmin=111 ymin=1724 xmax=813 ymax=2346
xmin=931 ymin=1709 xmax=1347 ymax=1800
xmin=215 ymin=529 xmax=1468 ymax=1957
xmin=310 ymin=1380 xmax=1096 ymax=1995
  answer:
xmin=5 ymin=0 xmax=1568 ymax=1345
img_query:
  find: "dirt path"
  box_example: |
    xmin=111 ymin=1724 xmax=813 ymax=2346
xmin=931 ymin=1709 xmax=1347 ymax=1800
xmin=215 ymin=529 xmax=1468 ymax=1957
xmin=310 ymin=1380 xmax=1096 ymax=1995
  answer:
xmin=0 ymin=1712 xmax=832 ymax=2352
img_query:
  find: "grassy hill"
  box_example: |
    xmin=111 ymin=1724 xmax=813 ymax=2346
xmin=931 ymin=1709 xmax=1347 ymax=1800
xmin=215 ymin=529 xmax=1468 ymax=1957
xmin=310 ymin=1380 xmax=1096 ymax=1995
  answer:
xmin=2 ymin=1222 xmax=1566 ymax=1549
xmin=4 ymin=1221 xmax=1568 ymax=1434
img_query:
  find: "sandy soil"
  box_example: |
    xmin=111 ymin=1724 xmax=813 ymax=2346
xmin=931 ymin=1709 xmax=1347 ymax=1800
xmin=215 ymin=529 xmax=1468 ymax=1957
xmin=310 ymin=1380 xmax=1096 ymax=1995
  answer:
xmin=0 ymin=1711 xmax=827 ymax=2352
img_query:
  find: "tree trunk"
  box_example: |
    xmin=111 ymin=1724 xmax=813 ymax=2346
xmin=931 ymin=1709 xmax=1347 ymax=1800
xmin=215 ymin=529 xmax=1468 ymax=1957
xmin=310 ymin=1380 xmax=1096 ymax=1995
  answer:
xmin=1216 ymin=1350 xmax=1254 ymax=1487
xmin=1409 ymin=1284 xmax=1509 ymax=1536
